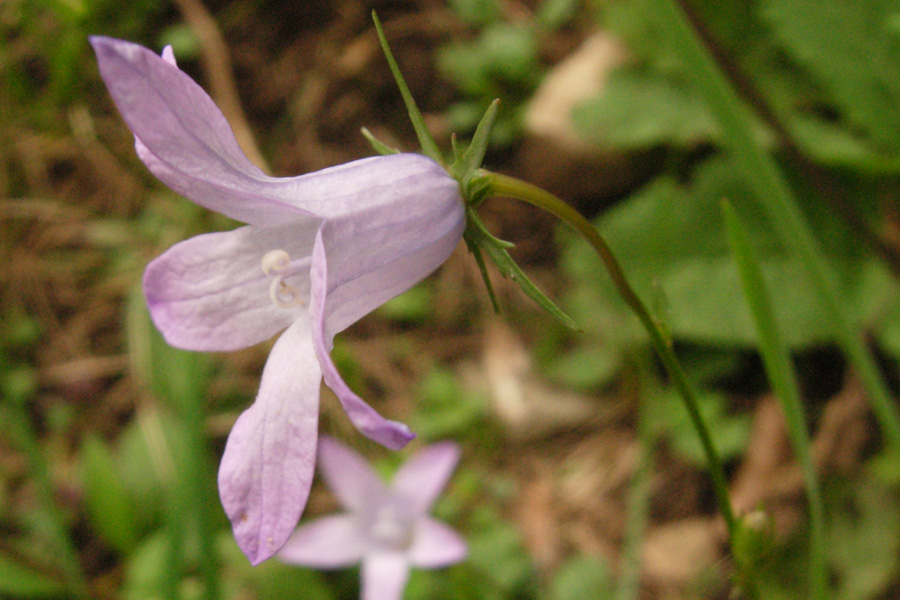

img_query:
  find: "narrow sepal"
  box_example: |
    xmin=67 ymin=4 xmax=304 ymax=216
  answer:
xmin=361 ymin=127 xmax=401 ymax=156
xmin=453 ymin=99 xmax=500 ymax=189
xmin=372 ymin=12 xmax=442 ymax=164
xmin=466 ymin=208 xmax=579 ymax=330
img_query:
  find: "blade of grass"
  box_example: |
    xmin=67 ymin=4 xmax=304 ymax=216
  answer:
xmin=127 ymin=285 xmax=221 ymax=600
xmin=4 ymin=398 xmax=90 ymax=599
xmin=723 ymin=200 xmax=827 ymax=599
xmin=649 ymin=0 xmax=900 ymax=453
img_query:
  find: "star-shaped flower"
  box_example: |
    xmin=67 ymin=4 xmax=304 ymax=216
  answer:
xmin=91 ymin=37 xmax=466 ymax=564
xmin=279 ymin=437 xmax=466 ymax=600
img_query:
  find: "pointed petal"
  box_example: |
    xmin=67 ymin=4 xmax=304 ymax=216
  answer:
xmin=90 ymin=36 xmax=313 ymax=227
xmin=316 ymin=174 xmax=465 ymax=341
xmin=408 ymin=518 xmax=467 ymax=568
xmin=317 ymin=437 xmax=386 ymax=512
xmin=362 ymin=552 xmax=410 ymax=600
xmin=309 ymin=232 xmax=415 ymax=450
xmin=143 ymin=222 xmax=317 ymax=351
xmin=218 ymin=319 xmax=322 ymax=564
xmin=391 ymin=442 xmax=460 ymax=514
xmin=277 ymin=514 xmax=368 ymax=568
xmin=92 ymin=38 xmax=458 ymax=229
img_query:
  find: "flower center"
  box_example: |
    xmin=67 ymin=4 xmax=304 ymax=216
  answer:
xmin=368 ymin=501 xmax=414 ymax=552
xmin=261 ymin=249 xmax=304 ymax=308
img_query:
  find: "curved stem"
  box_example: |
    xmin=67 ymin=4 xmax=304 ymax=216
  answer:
xmin=484 ymin=171 xmax=757 ymax=597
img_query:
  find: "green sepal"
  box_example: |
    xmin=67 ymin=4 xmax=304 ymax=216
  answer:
xmin=361 ymin=127 xmax=401 ymax=155
xmin=451 ymin=99 xmax=500 ymax=191
xmin=372 ymin=11 xmax=443 ymax=164
xmin=463 ymin=228 xmax=501 ymax=313
xmin=465 ymin=207 xmax=579 ymax=330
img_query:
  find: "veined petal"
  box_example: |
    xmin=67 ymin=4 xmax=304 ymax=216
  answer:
xmin=309 ymin=232 xmax=415 ymax=450
xmin=218 ymin=319 xmax=321 ymax=565
xmin=143 ymin=222 xmax=317 ymax=351
xmin=362 ymin=552 xmax=410 ymax=600
xmin=317 ymin=437 xmax=386 ymax=512
xmin=92 ymin=38 xmax=459 ymax=228
xmin=391 ymin=442 xmax=460 ymax=514
xmin=408 ymin=518 xmax=467 ymax=568
xmin=277 ymin=515 xmax=368 ymax=568
xmin=316 ymin=176 xmax=465 ymax=341
xmin=90 ymin=36 xmax=313 ymax=227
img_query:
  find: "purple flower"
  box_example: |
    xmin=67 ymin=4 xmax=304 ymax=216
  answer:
xmin=90 ymin=37 xmax=465 ymax=564
xmin=279 ymin=437 xmax=466 ymax=600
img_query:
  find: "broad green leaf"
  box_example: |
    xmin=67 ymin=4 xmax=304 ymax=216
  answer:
xmin=561 ymin=156 xmax=896 ymax=348
xmin=81 ymin=435 xmax=139 ymax=554
xmin=762 ymin=0 xmax=900 ymax=153
xmin=572 ymin=69 xmax=721 ymax=149
xmin=0 ymin=554 xmax=65 ymax=598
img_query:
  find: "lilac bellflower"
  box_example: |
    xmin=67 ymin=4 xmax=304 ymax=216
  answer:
xmin=90 ymin=37 xmax=465 ymax=564
xmin=279 ymin=437 xmax=466 ymax=600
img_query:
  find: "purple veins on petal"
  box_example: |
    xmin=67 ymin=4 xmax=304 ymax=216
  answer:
xmin=91 ymin=35 xmax=466 ymax=565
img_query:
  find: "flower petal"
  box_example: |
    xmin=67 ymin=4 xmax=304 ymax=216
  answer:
xmin=90 ymin=36 xmax=313 ymax=227
xmin=317 ymin=437 xmax=386 ymax=512
xmin=315 ymin=171 xmax=465 ymax=341
xmin=309 ymin=231 xmax=415 ymax=450
xmin=408 ymin=518 xmax=467 ymax=568
xmin=391 ymin=442 xmax=460 ymax=514
xmin=92 ymin=38 xmax=460 ymax=230
xmin=218 ymin=319 xmax=321 ymax=565
xmin=143 ymin=222 xmax=317 ymax=351
xmin=361 ymin=552 xmax=410 ymax=600
xmin=277 ymin=514 xmax=368 ymax=568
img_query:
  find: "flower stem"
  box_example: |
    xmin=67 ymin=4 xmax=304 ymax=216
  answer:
xmin=484 ymin=171 xmax=757 ymax=598
xmin=724 ymin=200 xmax=827 ymax=599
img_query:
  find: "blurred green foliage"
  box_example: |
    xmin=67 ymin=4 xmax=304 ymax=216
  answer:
xmin=439 ymin=0 xmax=580 ymax=145
xmin=3 ymin=0 xmax=900 ymax=598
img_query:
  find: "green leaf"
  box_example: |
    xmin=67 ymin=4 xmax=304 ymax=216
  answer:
xmin=410 ymin=367 xmax=486 ymax=440
xmin=827 ymin=482 xmax=900 ymax=600
xmin=551 ymin=555 xmax=614 ymax=600
xmin=0 ymin=554 xmax=66 ymax=598
xmin=449 ymin=0 xmax=500 ymax=24
xmin=762 ymin=0 xmax=900 ymax=153
xmin=81 ymin=435 xmax=139 ymax=554
xmin=572 ymin=68 xmax=721 ymax=149
xmin=647 ymin=387 xmax=751 ymax=465
xmin=560 ymin=156 xmax=896 ymax=348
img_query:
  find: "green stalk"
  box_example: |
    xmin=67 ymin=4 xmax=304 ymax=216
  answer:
xmin=484 ymin=172 xmax=757 ymax=598
xmin=650 ymin=0 xmax=900 ymax=452
xmin=5 ymin=401 xmax=90 ymax=600
xmin=724 ymin=201 xmax=827 ymax=599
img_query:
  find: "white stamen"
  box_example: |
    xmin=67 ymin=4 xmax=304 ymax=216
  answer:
xmin=261 ymin=249 xmax=304 ymax=308
xmin=261 ymin=249 xmax=291 ymax=276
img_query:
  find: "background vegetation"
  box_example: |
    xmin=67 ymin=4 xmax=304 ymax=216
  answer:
xmin=2 ymin=0 xmax=900 ymax=598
